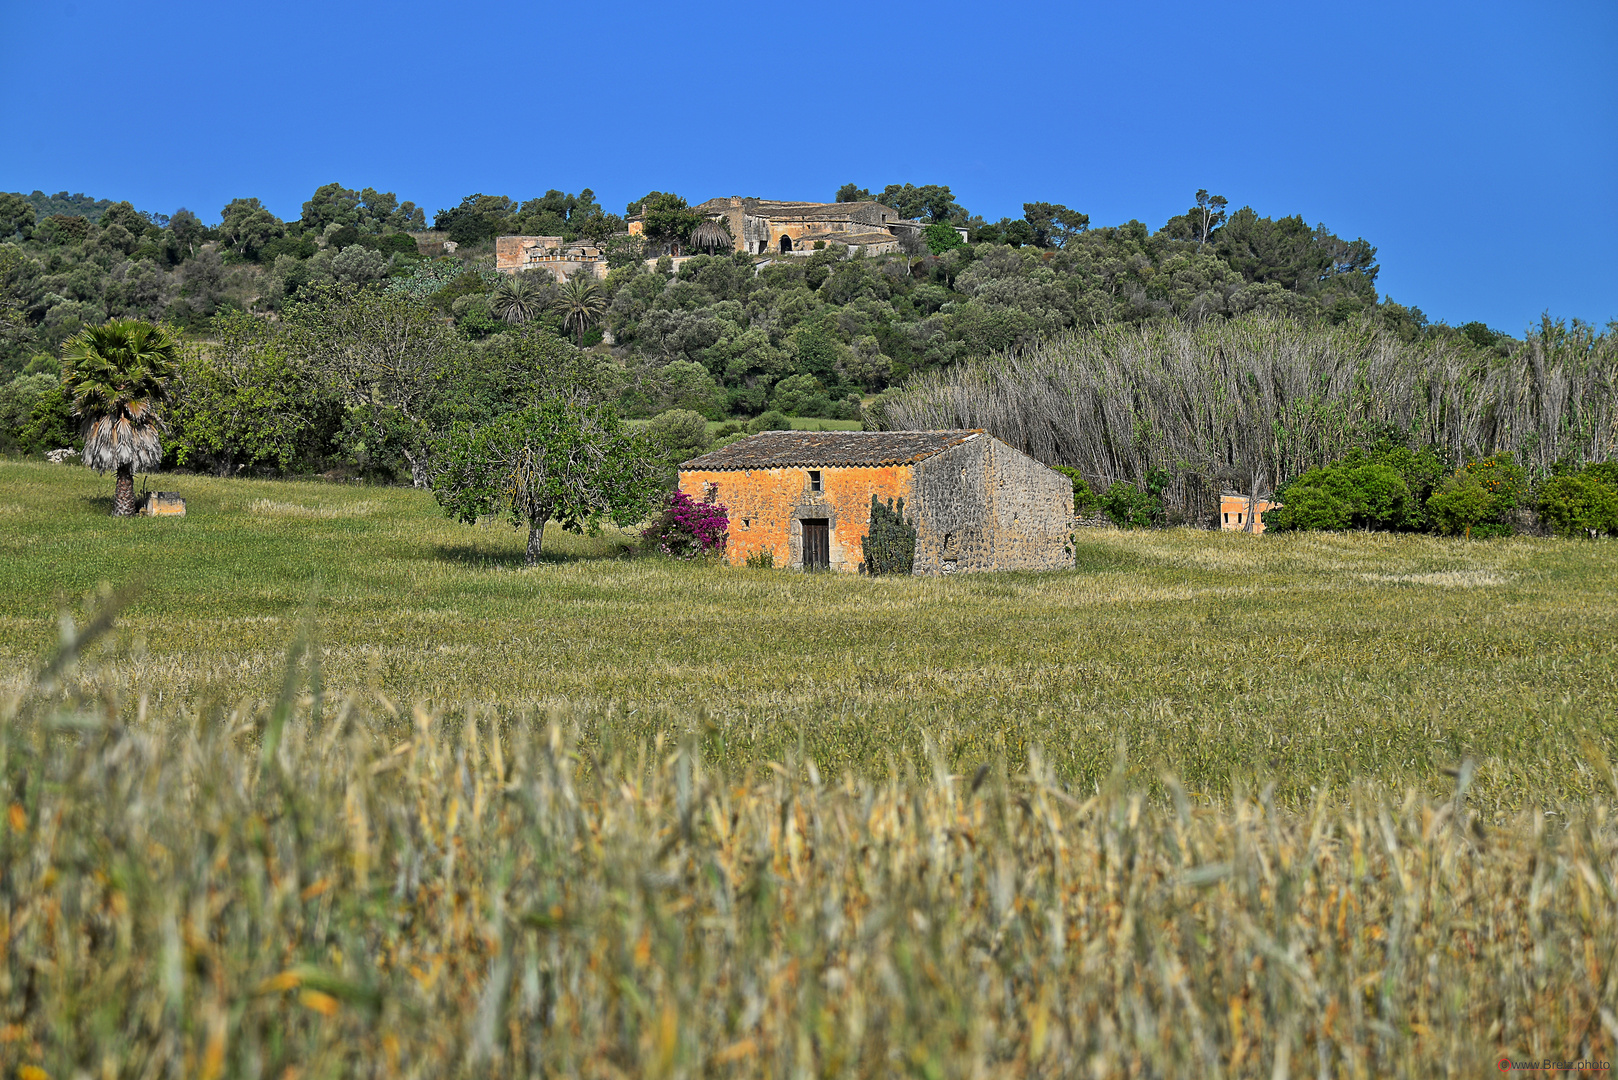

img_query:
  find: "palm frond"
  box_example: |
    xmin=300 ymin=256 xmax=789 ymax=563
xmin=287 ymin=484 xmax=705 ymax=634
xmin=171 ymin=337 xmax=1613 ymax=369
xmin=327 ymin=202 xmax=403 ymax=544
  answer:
xmin=491 ymin=272 xmax=553 ymax=324
xmin=553 ymin=276 xmax=608 ymax=345
xmin=690 ymin=219 xmax=731 ymax=251
xmin=62 ymin=319 xmax=178 ymax=474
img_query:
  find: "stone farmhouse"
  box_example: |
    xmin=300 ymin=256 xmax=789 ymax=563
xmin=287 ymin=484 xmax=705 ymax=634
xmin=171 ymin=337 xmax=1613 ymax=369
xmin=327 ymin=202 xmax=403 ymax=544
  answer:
xmin=678 ymin=430 xmax=1073 ymax=573
xmin=494 ymin=235 xmax=609 ymax=282
xmin=630 ymin=197 xmax=968 ymax=257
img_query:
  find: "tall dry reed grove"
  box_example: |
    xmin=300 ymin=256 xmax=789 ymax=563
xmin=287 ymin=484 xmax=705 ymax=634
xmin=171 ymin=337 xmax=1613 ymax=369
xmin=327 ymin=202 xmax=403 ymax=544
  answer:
xmin=879 ymin=316 xmax=1618 ymax=521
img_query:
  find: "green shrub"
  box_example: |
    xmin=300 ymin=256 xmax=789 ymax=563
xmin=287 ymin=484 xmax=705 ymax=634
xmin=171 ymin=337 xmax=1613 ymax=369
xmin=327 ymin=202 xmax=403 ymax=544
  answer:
xmin=1426 ymin=469 xmax=1494 ymax=537
xmin=1583 ymin=461 xmax=1618 ymax=487
xmin=646 ymin=408 xmax=711 ymax=463
xmin=1099 ymin=468 xmax=1168 ymax=529
xmin=377 ymin=233 xmax=421 ymax=257
xmin=862 ymin=495 xmax=917 ymax=575
xmin=1537 ymin=473 xmax=1618 ymax=537
xmin=744 ymin=548 xmax=775 ymax=569
xmin=1363 ymin=444 xmax=1445 ymax=525
xmin=1268 ymin=462 xmax=1414 ymax=532
xmin=924 ymin=222 xmax=965 ymax=255
xmin=1421 ymin=455 xmax=1529 ymax=537
xmin=746 ymin=410 xmax=791 ymax=434
xmin=1053 ymin=466 xmax=1098 ymax=515
xmin=16 ymin=383 xmax=77 ymax=455
xmin=0 ymin=373 xmax=57 ymax=453
xmin=771 ymin=374 xmax=827 ymax=417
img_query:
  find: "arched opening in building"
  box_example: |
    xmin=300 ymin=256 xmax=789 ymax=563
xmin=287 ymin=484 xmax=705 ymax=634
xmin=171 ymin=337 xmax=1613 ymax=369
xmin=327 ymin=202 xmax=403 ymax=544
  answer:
xmin=779 ymin=235 xmax=792 ymax=253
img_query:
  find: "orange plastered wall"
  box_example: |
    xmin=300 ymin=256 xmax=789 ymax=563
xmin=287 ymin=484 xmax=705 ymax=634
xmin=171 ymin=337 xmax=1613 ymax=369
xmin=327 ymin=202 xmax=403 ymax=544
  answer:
xmin=679 ymin=466 xmax=914 ymax=569
xmin=1219 ymin=494 xmax=1280 ymax=533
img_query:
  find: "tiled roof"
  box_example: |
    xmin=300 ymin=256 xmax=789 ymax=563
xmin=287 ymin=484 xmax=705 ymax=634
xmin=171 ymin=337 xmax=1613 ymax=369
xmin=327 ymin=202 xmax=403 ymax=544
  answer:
xmin=681 ymin=430 xmax=984 ymax=470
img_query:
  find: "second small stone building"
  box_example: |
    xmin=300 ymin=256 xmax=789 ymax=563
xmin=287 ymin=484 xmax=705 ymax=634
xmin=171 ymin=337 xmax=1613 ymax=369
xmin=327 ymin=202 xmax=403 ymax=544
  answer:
xmin=677 ymin=430 xmax=1073 ymax=573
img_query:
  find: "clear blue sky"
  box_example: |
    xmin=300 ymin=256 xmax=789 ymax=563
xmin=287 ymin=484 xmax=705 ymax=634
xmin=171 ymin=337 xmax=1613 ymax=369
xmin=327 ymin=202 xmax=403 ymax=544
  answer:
xmin=2 ymin=0 xmax=1612 ymax=334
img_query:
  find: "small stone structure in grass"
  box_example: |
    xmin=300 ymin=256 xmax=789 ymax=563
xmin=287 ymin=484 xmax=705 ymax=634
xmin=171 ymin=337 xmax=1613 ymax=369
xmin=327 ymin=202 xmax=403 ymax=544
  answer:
xmin=138 ymin=492 xmax=186 ymax=517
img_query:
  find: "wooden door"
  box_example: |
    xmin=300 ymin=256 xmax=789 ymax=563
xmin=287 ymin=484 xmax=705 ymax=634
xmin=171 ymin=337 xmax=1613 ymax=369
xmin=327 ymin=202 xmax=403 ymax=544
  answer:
xmin=801 ymin=519 xmax=829 ymax=569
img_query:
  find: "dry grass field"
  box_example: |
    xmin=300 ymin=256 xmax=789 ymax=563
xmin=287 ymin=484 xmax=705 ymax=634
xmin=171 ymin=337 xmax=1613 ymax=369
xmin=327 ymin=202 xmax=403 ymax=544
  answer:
xmin=2 ymin=459 xmax=1617 ymax=1076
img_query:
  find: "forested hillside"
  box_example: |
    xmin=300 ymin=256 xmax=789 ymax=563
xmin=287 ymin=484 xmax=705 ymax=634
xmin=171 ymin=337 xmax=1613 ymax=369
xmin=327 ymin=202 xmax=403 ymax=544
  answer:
xmin=0 ymin=179 xmax=1592 ymax=488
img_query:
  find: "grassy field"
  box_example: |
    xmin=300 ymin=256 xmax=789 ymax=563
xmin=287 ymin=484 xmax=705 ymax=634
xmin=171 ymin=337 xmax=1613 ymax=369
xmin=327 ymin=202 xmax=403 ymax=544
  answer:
xmin=2 ymin=459 xmax=1614 ymax=811
xmin=3 ymin=459 xmax=1617 ymax=1076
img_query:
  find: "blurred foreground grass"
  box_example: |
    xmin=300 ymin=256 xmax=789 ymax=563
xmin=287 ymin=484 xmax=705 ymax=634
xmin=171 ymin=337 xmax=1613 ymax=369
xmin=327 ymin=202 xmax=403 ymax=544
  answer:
xmin=3 ymin=461 xmax=1618 ymax=1075
xmin=2 ymin=649 xmax=1614 ymax=1076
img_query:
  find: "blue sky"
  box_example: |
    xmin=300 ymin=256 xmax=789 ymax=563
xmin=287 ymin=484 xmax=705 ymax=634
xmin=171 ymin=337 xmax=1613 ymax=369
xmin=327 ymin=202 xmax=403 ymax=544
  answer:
xmin=2 ymin=0 xmax=1612 ymax=334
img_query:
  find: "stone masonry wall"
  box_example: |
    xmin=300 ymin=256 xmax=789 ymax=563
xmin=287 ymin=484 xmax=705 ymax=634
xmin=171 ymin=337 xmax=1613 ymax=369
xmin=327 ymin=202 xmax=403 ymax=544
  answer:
xmin=984 ymin=439 xmax=1074 ymax=570
xmin=678 ymin=466 xmax=912 ymax=570
xmin=909 ymin=437 xmax=1072 ymax=573
xmin=909 ymin=438 xmax=991 ymax=573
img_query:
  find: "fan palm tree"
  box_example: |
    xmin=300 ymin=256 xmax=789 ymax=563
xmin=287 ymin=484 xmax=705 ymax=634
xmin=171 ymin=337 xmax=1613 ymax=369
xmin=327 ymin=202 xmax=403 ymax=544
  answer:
xmin=62 ymin=320 xmax=179 ymax=516
xmin=690 ymin=218 xmax=732 ymax=254
xmin=553 ymin=275 xmax=607 ymax=348
xmin=491 ymin=271 xmax=552 ymax=324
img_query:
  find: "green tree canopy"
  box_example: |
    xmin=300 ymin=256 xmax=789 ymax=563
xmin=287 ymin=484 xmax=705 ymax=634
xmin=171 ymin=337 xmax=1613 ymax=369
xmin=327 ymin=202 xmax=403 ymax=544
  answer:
xmin=431 ymin=399 xmax=662 ymax=566
xmin=219 ymin=198 xmax=286 ymax=261
xmin=283 ymin=285 xmax=459 ymax=487
xmin=167 ymin=311 xmax=315 ymax=475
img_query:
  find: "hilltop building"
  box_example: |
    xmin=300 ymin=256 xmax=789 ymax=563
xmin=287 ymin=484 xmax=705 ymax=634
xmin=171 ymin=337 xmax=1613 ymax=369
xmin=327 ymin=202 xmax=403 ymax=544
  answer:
xmin=677 ymin=430 xmax=1072 ymax=573
xmin=494 ymin=235 xmax=609 ymax=281
xmin=629 ymin=197 xmax=968 ymax=257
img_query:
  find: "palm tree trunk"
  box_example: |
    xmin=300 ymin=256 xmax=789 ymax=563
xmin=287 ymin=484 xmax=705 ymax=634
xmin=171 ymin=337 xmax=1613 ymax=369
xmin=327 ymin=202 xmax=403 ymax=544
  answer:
xmin=525 ymin=517 xmax=546 ymax=567
xmin=112 ymin=464 xmax=139 ymax=516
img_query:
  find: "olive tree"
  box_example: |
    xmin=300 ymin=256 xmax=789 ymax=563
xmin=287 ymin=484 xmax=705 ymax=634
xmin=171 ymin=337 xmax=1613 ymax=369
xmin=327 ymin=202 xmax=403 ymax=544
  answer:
xmin=431 ymin=399 xmax=662 ymax=566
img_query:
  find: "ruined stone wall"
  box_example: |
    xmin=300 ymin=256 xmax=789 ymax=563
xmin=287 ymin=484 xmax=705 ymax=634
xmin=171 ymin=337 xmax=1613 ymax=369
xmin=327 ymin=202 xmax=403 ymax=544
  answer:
xmin=741 ymin=215 xmax=770 ymax=253
xmin=494 ymin=235 xmax=607 ymax=281
xmin=523 ymin=257 xmax=609 ymax=283
xmin=909 ymin=438 xmax=991 ymax=573
xmin=677 ymin=466 xmax=912 ymax=570
xmin=495 ymin=235 xmax=563 ymax=272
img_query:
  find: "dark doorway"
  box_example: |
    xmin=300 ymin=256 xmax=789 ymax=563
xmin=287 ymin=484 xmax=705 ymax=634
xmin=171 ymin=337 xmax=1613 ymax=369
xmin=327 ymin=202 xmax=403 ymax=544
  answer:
xmin=779 ymin=235 xmax=793 ymax=253
xmin=801 ymin=519 xmax=829 ymax=569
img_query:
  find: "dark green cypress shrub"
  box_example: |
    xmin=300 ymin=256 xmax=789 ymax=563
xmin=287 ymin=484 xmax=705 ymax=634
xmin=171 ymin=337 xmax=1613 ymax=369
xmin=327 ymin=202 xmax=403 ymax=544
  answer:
xmin=862 ymin=495 xmax=916 ymax=575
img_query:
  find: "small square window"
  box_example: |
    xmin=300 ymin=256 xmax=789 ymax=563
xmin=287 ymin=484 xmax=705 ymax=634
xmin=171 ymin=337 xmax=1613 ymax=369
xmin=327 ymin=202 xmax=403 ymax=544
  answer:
xmin=808 ymin=470 xmax=822 ymax=492
xmin=742 ymin=518 xmax=751 ymax=530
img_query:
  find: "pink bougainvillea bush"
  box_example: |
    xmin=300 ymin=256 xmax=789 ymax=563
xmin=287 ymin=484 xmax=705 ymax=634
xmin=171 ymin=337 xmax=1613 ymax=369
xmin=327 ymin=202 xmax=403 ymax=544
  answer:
xmin=643 ymin=484 xmax=729 ymax=558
